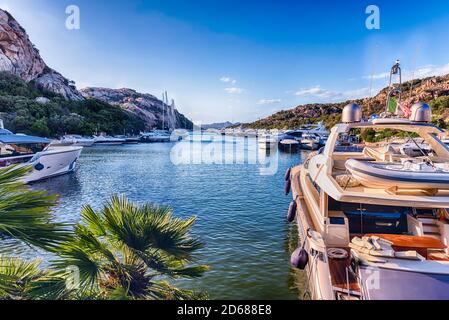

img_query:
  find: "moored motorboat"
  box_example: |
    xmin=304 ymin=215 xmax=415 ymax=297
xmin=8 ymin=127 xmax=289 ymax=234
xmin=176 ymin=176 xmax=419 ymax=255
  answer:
xmin=140 ymin=130 xmax=171 ymax=143
xmin=60 ymin=135 xmax=96 ymax=147
xmin=93 ymin=135 xmax=126 ymax=145
xmin=300 ymin=133 xmax=320 ymax=150
xmin=287 ymin=99 xmax=449 ymax=300
xmin=0 ymin=125 xmax=83 ymax=183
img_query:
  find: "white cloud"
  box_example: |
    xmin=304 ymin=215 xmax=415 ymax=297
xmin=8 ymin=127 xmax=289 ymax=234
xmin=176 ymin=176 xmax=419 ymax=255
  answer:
xmin=220 ymin=76 xmax=237 ymax=84
xmin=225 ymin=87 xmax=243 ymax=94
xmin=258 ymin=98 xmax=282 ymax=105
xmin=294 ymin=86 xmax=335 ymax=99
xmin=363 ymin=72 xmax=390 ymax=80
xmin=294 ymin=85 xmax=372 ymax=102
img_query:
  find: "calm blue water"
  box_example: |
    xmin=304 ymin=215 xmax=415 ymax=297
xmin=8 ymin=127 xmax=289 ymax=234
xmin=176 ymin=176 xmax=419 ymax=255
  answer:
xmin=17 ymin=138 xmax=308 ymax=299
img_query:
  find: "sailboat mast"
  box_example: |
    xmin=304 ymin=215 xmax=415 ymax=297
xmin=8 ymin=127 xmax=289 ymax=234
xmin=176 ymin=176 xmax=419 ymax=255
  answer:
xmin=165 ymin=91 xmax=169 ymax=130
xmin=161 ymin=92 xmax=165 ymax=130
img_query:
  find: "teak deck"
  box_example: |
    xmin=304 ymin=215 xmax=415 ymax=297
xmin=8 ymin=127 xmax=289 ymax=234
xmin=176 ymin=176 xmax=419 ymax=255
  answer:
xmin=328 ymin=248 xmax=360 ymax=292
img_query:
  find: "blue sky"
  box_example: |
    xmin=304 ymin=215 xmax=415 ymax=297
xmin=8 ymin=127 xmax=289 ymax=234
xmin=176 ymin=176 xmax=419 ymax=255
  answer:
xmin=2 ymin=0 xmax=449 ymax=123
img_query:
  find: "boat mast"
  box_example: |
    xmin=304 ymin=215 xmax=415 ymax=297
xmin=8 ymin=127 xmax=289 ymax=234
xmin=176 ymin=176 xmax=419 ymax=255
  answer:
xmin=386 ymin=59 xmax=402 ymax=115
xmin=163 ymin=93 xmax=165 ymax=130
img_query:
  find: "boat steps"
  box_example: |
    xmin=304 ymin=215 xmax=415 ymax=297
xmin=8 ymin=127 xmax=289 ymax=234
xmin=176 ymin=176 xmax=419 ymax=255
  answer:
xmin=419 ymin=217 xmax=438 ymax=225
xmin=417 ymin=217 xmax=441 ymax=239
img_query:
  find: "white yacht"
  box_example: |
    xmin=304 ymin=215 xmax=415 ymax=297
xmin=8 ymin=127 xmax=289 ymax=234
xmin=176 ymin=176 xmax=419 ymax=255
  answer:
xmin=93 ymin=135 xmax=126 ymax=145
xmin=300 ymin=133 xmax=320 ymax=150
xmin=60 ymin=135 xmax=96 ymax=147
xmin=287 ymin=102 xmax=449 ymax=300
xmin=0 ymin=126 xmax=83 ymax=183
xmin=140 ymin=130 xmax=171 ymax=143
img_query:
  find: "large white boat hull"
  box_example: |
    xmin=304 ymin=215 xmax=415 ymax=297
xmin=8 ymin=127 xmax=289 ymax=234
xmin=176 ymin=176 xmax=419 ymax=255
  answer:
xmin=21 ymin=146 xmax=83 ymax=183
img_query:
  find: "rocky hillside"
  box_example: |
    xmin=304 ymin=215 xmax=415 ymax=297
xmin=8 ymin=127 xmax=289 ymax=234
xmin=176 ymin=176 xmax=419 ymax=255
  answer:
xmin=0 ymin=9 xmax=83 ymax=100
xmin=201 ymin=121 xmax=237 ymax=130
xmin=80 ymin=88 xmax=192 ymax=130
xmin=246 ymin=74 xmax=449 ymax=129
xmin=0 ymin=8 xmax=192 ymax=129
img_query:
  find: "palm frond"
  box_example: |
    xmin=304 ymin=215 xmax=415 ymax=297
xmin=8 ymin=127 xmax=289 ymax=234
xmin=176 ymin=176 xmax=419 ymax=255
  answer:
xmin=0 ymin=256 xmax=69 ymax=300
xmin=51 ymin=194 xmax=208 ymax=300
xmin=97 ymin=195 xmax=204 ymax=259
xmin=147 ymin=281 xmax=208 ymax=300
xmin=0 ymin=165 xmax=70 ymax=250
xmin=137 ymin=250 xmax=209 ymax=279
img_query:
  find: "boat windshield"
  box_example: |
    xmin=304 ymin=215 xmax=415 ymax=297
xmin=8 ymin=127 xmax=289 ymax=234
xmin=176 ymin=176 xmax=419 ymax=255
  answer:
xmin=333 ymin=128 xmax=445 ymax=157
xmin=360 ymin=267 xmax=449 ymax=300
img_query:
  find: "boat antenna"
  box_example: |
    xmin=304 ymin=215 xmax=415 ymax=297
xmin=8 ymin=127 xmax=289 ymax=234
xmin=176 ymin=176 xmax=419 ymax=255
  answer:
xmin=385 ymin=59 xmax=402 ymax=115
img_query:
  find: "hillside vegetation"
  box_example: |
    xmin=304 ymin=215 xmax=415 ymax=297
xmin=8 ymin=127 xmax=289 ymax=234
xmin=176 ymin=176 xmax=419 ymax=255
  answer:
xmin=245 ymin=74 xmax=449 ymax=130
xmin=0 ymin=72 xmax=145 ymax=137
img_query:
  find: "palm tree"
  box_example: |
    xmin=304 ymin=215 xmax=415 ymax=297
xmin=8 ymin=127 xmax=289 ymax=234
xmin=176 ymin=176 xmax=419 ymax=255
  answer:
xmin=53 ymin=195 xmax=209 ymax=300
xmin=0 ymin=166 xmax=208 ymax=300
xmin=0 ymin=165 xmax=69 ymax=251
xmin=0 ymin=165 xmax=71 ymax=300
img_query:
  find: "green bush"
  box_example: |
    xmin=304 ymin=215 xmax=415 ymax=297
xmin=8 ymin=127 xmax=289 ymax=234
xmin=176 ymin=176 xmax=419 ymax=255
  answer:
xmin=0 ymin=72 xmax=145 ymax=137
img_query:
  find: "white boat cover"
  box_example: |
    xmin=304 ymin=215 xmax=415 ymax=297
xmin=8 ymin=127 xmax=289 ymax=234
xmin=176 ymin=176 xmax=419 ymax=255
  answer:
xmin=346 ymin=159 xmax=449 ymax=189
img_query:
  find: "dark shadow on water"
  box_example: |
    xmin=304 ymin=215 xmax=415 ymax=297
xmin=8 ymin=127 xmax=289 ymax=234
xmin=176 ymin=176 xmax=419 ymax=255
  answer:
xmin=284 ymin=209 xmax=310 ymax=300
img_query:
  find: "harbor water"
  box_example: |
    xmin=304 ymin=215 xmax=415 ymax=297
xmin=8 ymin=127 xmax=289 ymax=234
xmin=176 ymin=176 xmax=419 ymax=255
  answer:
xmin=8 ymin=137 xmax=309 ymax=299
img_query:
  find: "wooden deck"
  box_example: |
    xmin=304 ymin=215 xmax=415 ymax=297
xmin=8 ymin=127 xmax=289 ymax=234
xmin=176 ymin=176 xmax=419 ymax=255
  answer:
xmin=328 ymin=248 xmax=360 ymax=292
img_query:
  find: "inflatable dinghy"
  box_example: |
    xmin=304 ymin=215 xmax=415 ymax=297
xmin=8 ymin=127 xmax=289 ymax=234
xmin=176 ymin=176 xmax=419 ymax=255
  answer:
xmin=345 ymin=159 xmax=449 ymax=189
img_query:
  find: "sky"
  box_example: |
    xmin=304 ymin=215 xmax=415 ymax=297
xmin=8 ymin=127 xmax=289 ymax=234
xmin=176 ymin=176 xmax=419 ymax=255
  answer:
xmin=1 ymin=0 xmax=449 ymax=123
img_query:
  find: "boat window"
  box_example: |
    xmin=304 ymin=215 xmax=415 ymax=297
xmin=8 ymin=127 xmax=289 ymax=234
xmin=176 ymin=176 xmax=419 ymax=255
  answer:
xmin=0 ymin=143 xmax=47 ymax=158
xmin=288 ymin=132 xmax=303 ymax=138
xmin=334 ymin=129 xmax=364 ymax=153
xmin=328 ymin=198 xmax=409 ymax=235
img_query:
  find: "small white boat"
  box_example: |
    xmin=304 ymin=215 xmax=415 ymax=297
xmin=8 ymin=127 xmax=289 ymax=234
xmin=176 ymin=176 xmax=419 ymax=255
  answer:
xmin=346 ymin=159 xmax=449 ymax=190
xmin=300 ymin=133 xmax=320 ymax=150
xmin=93 ymin=135 xmax=126 ymax=145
